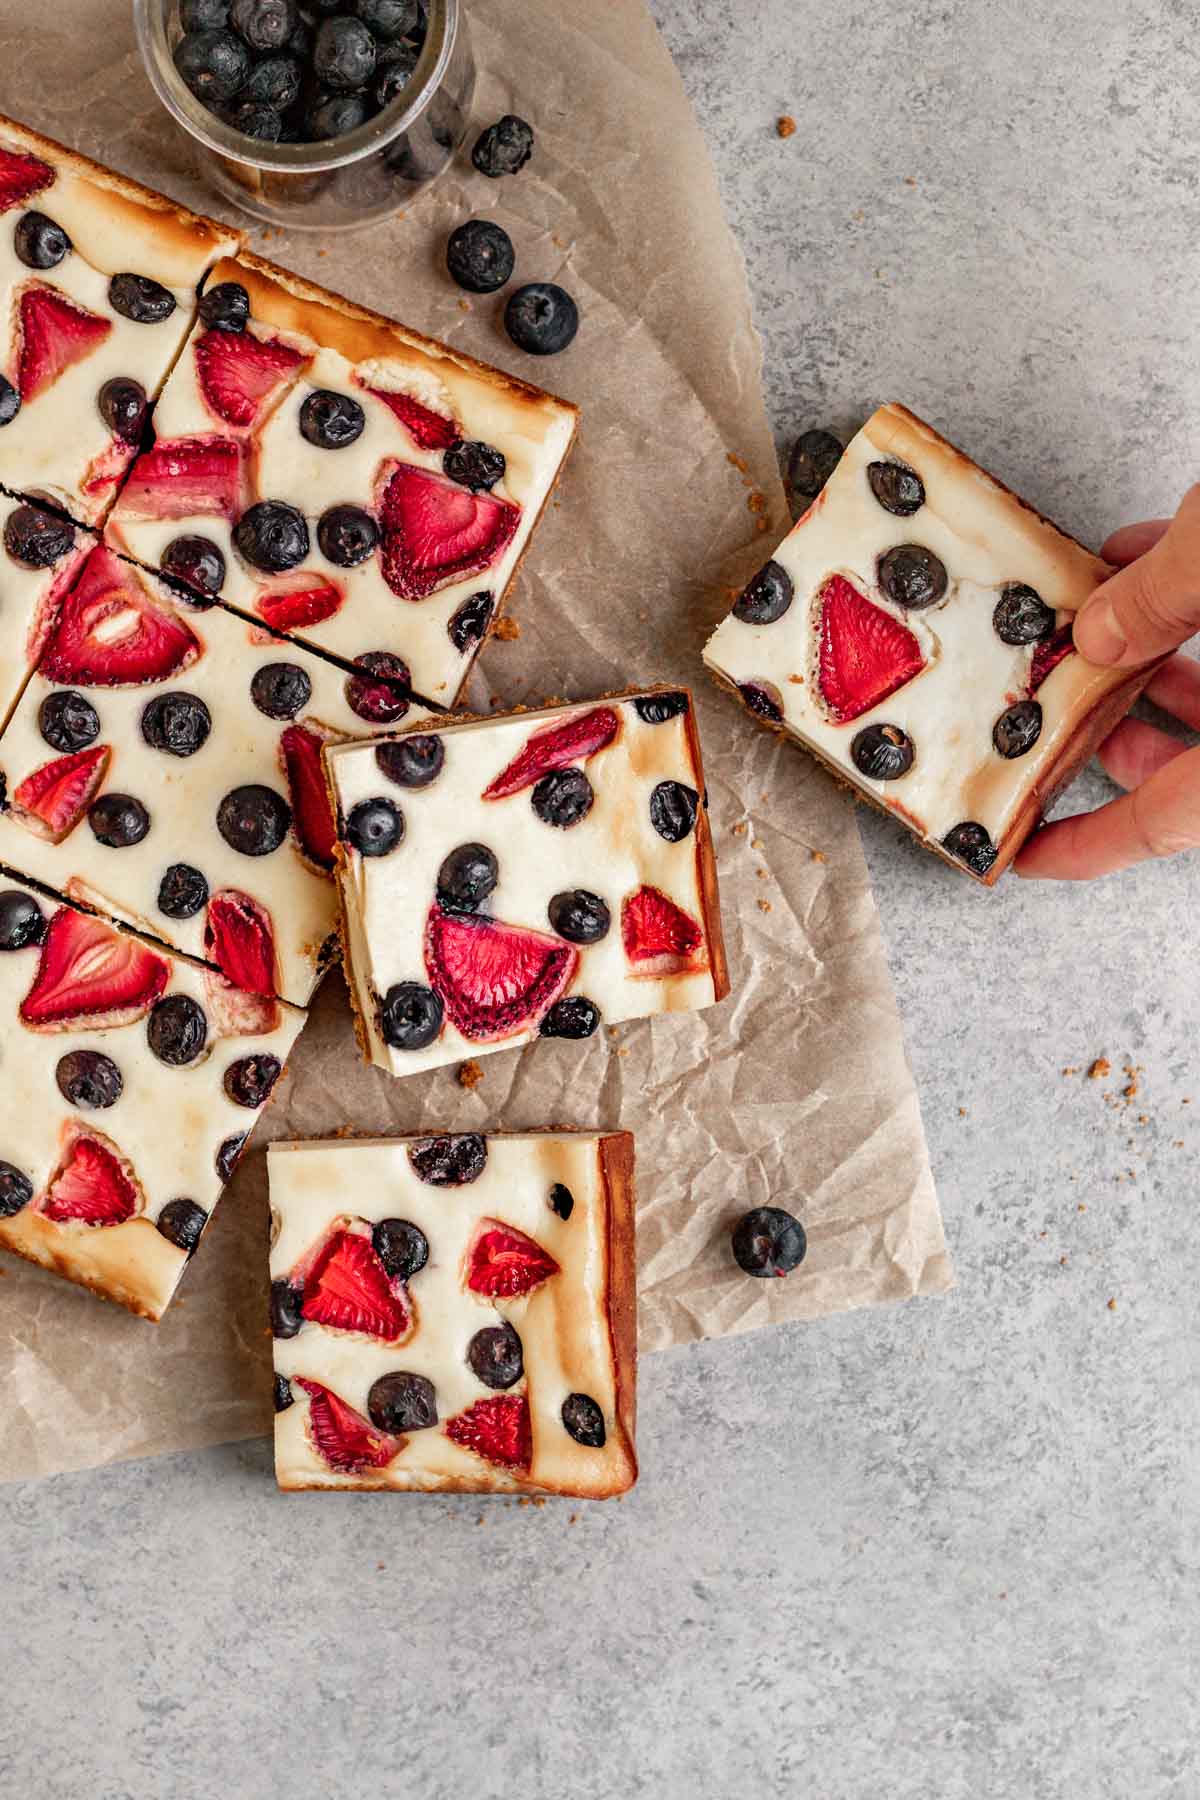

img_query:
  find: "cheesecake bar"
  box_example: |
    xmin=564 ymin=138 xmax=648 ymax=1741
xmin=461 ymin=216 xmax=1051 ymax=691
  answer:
xmin=0 ymin=878 xmax=304 ymax=1320
xmin=107 ymin=251 xmax=578 ymax=703
xmin=0 ymin=113 xmax=239 ymax=524
xmin=0 ymin=544 xmax=435 ymax=1007
xmin=269 ymin=1132 xmax=637 ymax=1497
xmin=0 ymin=496 xmax=91 ymax=729
xmin=323 ymin=688 xmax=729 ymax=1076
xmin=703 ymin=403 xmax=1159 ymax=881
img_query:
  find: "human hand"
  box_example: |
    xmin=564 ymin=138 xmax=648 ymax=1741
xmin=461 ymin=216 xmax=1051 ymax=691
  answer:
xmin=1015 ymin=486 xmax=1200 ymax=880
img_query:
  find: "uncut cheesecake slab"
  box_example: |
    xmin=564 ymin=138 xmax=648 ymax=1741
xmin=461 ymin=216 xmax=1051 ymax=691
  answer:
xmin=0 ymin=544 xmax=435 ymax=1007
xmin=107 ymin=251 xmax=578 ymax=703
xmin=0 ymin=113 xmax=239 ymax=524
xmin=0 ymin=878 xmax=304 ymax=1321
xmin=703 ymin=403 xmax=1159 ymax=882
xmin=269 ymin=1132 xmax=637 ymax=1497
xmin=323 ymin=688 xmax=729 ymax=1077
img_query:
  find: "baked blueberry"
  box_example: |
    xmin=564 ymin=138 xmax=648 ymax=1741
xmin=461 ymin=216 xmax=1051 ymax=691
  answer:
xmin=448 ymin=591 xmax=494 ymax=652
xmin=141 ymin=691 xmax=212 ymax=757
xmin=993 ymin=699 xmax=1042 ymax=759
xmin=216 ymin=784 xmax=291 ymax=855
xmin=299 ymin=388 xmax=365 ymax=449
xmin=877 ymin=543 xmax=947 ymax=610
xmin=446 ymin=219 xmax=515 ymax=294
xmin=472 ymin=115 xmax=534 ymax=177
xmin=317 ymin=503 xmax=378 ymax=567
xmin=227 ymin=101 xmax=283 ymax=142
xmin=4 ymin=503 xmax=74 ymax=569
xmin=181 ymin=0 xmax=230 ymax=26
xmin=0 ymin=1163 xmax=33 ymax=1218
xmin=634 ymin=691 xmax=689 ymax=724
xmin=787 ymin=428 xmax=842 ymax=500
xmin=408 ymin=1133 xmax=487 ymax=1186
xmin=173 ymin=28 xmax=251 ymax=103
xmin=216 ymin=1131 xmax=247 ymax=1181
xmin=270 ymin=1278 xmax=303 ymax=1337
xmin=313 ymin=15 xmax=376 ymax=89
xmin=0 ymin=890 xmax=46 ymax=951
xmin=539 ymin=996 xmax=600 ymax=1039
xmin=942 ymin=821 xmax=998 ymax=876
xmin=198 ymin=281 xmax=249 ymax=332
xmin=55 ymin=1050 xmax=122 ymax=1109
xmin=649 ymin=779 xmax=698 ymax=842
xmin=89 ymin=793 xmax=150 ymax=848
xmin=156 ymin=1197 xmax=208 ymax=1254
xmin=108 ymin=272 xmax=178 ymax=324
xmin=234 ymin=501 xmax=309 ymax=573
xmin=225 ymin=1053 xmax=282 ymax=1107
xmin=39 ymin=690 xmax=99 ymax=754
xmin=355 ymin=0 xmax=417 ymax=37
xmin=850 ymin=723 xmax=914 ymax=781
xmin=547 ymin=889 xmax=610 ymax=944
xmin=379 ymin=981 xmax=443 ymax=1051
xmin=504 ymin=282 xmax=578 ymax=356
xmin=561 ymin=1392 xmax=606 ymax=1447
xmin=868 ymin=460 xmax=925 ymax=516
xmin=532 ymin=767 xmax=593 ymax=828
xmin=147 ymin=994 xmax=209 ymax=1066
xmin=229 ymin=0 xmax=296 ymax=54
xmin=467 ymin=1322 xmax=524 ymax=1390
xmin=251 ymin=661 xmax=312 ymax=720
xmin=738 ymin=681 xmax=783 ymax=722
xmin=14 ymin=210 xmax=71 ymax=270
xmin=436 ymin=842 xmax=497 ymax=913
xmin=273 ymin=1373 xmax=294 ymax=1412
xmin=375 ymin=734 xmax=444 ymax=788
xmin=0 ymin=376 xmax=18 ymax=426
xmin=993 ymin=583 xmax=1056 ymax=646
xmin=372 ymin=1216 xmax=428 ymax=1279
xmin=731 ymin=1206 xmax=807 ymax=1277
xmin=548 ymin=1182 xmax=574 ymax=1221
xmin=346 ymin=796 xmax=404 ymax=856
xmin=443 ymin=439 xmax=505 ymax=492
xmin=732 ymin=559 xmax=793 ymax=624
xmin=375 ymin=42 xmax=418 ymax=106
xmin=308 ymin=92 xmax=369 ymax=139
xmin=239 ymin=52 xmax=303 ymax=111
xmin=161 ymin=534 xmax=226 ymax=597
xmin=345 ymin=652 xmax=412 ymax=724
xmin=158 ymin=863 xmax=209 ymax=920
xmin=367 ymin=1371 xmax=438 ymax=1432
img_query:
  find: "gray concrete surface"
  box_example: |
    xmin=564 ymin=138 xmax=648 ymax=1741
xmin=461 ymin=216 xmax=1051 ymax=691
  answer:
xmin=2 ymin=4 xmax=1198 ymax=1796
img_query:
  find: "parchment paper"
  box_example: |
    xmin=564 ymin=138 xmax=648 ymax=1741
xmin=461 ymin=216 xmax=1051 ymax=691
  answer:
xmin=0 ymin=0 xmax=950 ymax=1483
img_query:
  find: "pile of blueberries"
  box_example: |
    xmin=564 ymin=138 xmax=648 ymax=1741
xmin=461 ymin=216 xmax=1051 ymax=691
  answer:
xmin=173 ymin=0 xmax=431 ymax=143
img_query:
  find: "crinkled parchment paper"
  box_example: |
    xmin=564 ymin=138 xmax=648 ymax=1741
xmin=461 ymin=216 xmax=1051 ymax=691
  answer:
xmin=0 ymin=0 xmax=950 ymax=1482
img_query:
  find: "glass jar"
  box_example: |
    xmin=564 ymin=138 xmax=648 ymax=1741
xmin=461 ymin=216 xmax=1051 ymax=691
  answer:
xmin=133 ymin=0 xmax=475 ymax=232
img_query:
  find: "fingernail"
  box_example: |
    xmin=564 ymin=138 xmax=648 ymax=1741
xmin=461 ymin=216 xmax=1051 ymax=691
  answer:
xmin=1074 ymin=596 xmax=1127 ymax=665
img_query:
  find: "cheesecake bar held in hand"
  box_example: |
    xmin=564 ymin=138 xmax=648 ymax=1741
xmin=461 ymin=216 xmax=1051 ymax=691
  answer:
xmin=0 ymin=880 xmax=304 ymax=1320
xmin=324 ymin=688 xmax=729 ymax=1076
xmin=269 ymin=1133 xmax=637 ymax=1497
xmin=703 ymin=403 xmax=1159 ymax=882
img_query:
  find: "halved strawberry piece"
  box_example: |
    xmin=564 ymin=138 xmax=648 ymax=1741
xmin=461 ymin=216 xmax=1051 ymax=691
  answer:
xmin=295 ymin=1378 xmax=403 ymax=1473
xmin=17 ymin=284 xmax=111 ymax=403
xmin=621 ymin=884 xmax=705 ymax=976
xmin=424 ymin=908 xmax=577 ymax=1042
xmin=445 ymin=1395 xmax=532 ymax=1473
xmin=19 ymin=906 xmax=169 ymax=1031
xmin=114 ymin=436 xmax=242 ymax=521
xmin=482 ymin=706 xmax=620 ymax=800
xmin=377 ymin=460 xmax=520 ymax=600
xmin=202 ymin=966 xmax=280 ymax=1038
xmin=0 ymin=148 xmax=53 ymax=213
xmin=39 ymin=547 xmax=201 ymax=687
xmin=358 ymin=378 xmax=458 ymax=449
xmin=1030 ymin=625 xmax=1075 ymax=692
xmin=817 ymin=574 xmax=925 ymax=723
xmin=194 ymin=327 xmax=309 ymax=429
xmin=25 ymin=544 xmax=88 ymax=666
xmin=42 ymin=1133 xmax=141 ymax=1228
xmin=280 ymin=723 xmax=338 ymax=870
xmin=204 ymin=890 xmax=277 ymax=997
xmin=301 ymin=1229 xmax=410 ymax=1340
xmin=80 ymin=437 xmax=137 ymax=501
xmin=254 ymin=575 xmax=344 ymax=633
xmin=10 ymin=744 xmax=110 ymax=843
xmin=466 ymin=1219 xmax=560 ymax=1298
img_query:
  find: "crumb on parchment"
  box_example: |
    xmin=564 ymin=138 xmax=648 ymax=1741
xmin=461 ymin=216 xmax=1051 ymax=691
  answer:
xmin=777 ymin=115 xmax=797 ymax=138
xmin=1088 ymin=1058 xmax=1111 ymax=1080
xmin=757 ymin=897 xmax=772 ymax=914
xmin=492 ymin=617 xmax=520 ymax=641
xmin=458 ymin=1060 xmax=483 ymax=1091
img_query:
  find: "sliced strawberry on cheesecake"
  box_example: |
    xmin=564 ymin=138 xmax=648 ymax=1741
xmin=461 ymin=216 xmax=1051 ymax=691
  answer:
xmin=19 ymin=906 xmax=168 ymax=1030
xmin=194 ymin=327 xmax=309 ymax=430
xmin=9 ymin=744 xmax=110 ymax=843
xmin=113 ymin=436 xmax=243 ymax=521
xmin=296 ymin=1378 xmax=404 ymax=1474
xmin=300 ymin=1229 xmax=410 ymax=1340
xmin=16 ymin=284 xmax=111 ymax=403
xmin=377 ymin=460 xmax=520 ymax=601
xmin=482 ymin=705 xmax=620 ymax=800
xmin=445 ymin=1395 xmax=532 ymax=1473
xmin=621 ymin=884 xmax=705 ymax=977
xmin=41 ymin=1130 xmax=141 ymax=1227
xmin=424 ymin=908 xmax=576 ymax=1042
xmin=816 ymin=573 xmax=925 ymax=724
xmin=0 ymin=146 xmax=53 ymax=213
xmin=465 ymin=1220 xmax=559 ymax=1298
xmin=38 ymin=548 xmax=201 ymax=687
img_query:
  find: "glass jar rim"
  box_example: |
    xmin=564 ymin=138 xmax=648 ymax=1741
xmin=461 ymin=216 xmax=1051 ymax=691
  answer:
xmin=133 ymin=0 xmax=459 ymax=175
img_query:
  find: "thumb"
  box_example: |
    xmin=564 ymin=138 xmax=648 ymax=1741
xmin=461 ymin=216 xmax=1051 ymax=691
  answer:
xmin=1074 ymin=482 xmax=1200 ymax=667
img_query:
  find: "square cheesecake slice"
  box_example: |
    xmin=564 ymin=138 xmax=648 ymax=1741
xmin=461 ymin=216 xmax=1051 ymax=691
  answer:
xmin=323 ymin=688 xmax=729 ymax=1077
xmin=269 ymin=1132 xmax=637 ymax=1497
xmin=703 ymin=403 xmax=1160 ymax=882
xmin=0 ymin=112 xmax=239 ymax=524
xmin=107 ymin=251 xmax=578 ymax=704
xmin=0 ymin=877 xmax=304 ymax=1321
xmin=0 ymin=544 xmax=436 ymax=1007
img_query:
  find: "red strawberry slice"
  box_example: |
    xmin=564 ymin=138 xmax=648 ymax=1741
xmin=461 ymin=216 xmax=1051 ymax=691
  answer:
xmin=466 ymin=1219 xmax=560 ymax=1298
xmin=295 ymin=1378 xmax=403 ymax=1473
xmin=10 ymin=744 xmax=110 ymax=843
xmin=42 ymin=1133 xmax=140 ymax=1227
xmin=1030 ymin=624 xmax=1075 ymax=692
xmin=817 ymin=574 xmax=925 ymax=723
xmin=445 ymin=1395 xmax=532 ymax=1473
xmin=621 ymin=884 xmax=705 ymax=976
xmin=194 ymin=327 xmax=308 ymax=429
xmin=358 ymin=378 xmax=458 ymax=449
xmin=202 ymin=967 xmax=280 ymax=1038
xmin=114 ymin=436 xmax=242 ymax=520
xmin=17 ymin=284 xmax=112 ymax=403
xmin=424 ymin=908 xmax=577 ymax=1043
xmin=482 ymin=706 xmax=620 ymax=800
xmin=254 ymin=575 xmax=344 ymax=632
xmin=204 ymin=890 xmax=277 ymax=997
xmin=377 ymin=460 xmax=520 ymax=601
xmin=280 ymin=723 xmax=338 ymax=871
xmin=20 ymin=906 xmax=169 ymax=1031
xmin=301 ymin=1229 xmax=410 ymax=1340
xmin=80 ymin=436 xmax=137 ymax=502
xmin=25 ymin=543 xmax=88 ymax=666
xmin=39 ymin=547 xmax=201 ymax=687
xmin=0 ymin=147 xmax=54 ymax=213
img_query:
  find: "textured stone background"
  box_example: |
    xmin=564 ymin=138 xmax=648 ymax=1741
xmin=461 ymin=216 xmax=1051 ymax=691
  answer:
xmin=2 ymin=3 xmax=1197 ymax=1796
